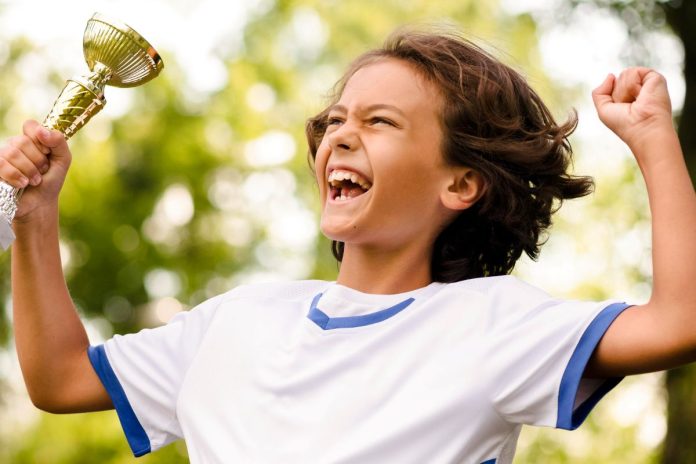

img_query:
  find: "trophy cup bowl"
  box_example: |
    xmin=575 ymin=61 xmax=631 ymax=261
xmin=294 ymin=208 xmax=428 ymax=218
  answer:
xmin=0 ymin=13 xmax=164 ymax=249
xmin=83 ymin=13 xmax=163 ymax=88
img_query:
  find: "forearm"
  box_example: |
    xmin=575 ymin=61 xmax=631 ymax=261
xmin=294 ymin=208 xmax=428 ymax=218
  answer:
xmin=586 ymin=69 xmax=696 ymax=375
xmin=12 ymin=204 xmax=91 ymax=408
xmin=634 ymin=131 xmax=696 ymax=334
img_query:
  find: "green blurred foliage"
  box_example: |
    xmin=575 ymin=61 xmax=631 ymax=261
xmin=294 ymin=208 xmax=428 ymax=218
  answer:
xmin=0 ymin=0 xmax=666 ymax=462
xmin=1 ymin=411 xmax=189 ymax=463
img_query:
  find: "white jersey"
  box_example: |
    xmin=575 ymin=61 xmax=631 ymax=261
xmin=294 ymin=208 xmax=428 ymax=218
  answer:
xmin=88 ymin=275 xmax=630 ymax=464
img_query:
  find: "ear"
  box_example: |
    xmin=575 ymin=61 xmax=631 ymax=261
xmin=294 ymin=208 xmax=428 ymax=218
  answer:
xmin=440 ymin=167 xmax=487 ymax=211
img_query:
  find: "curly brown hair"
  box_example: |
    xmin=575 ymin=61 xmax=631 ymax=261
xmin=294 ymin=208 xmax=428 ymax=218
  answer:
xmin=305 ymin=27 xmax=594 ymax=282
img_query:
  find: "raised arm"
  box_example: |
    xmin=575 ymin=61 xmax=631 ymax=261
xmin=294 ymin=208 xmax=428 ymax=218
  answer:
xmin=3 ymin=120 xmax=111 ymax=412
xmin=586 ymin=68 xmax=696 ymax=377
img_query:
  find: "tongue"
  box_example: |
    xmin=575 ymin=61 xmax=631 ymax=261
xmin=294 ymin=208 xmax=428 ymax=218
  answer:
xmin=342 ymin=185 xmax=366 ymax=198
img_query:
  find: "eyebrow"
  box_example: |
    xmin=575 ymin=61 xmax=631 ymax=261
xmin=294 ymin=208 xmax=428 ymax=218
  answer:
xmin=328 ymin=103 xmax=406 ymax=117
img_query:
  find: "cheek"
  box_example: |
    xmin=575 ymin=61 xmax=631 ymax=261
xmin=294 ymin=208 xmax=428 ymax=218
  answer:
xmin=314 ymin=135 xmax=331 ymax=166
xmin=378 ymin=160 xmax=444 ymax=210
xmin=314 ymin=139 xmax=332 ymax=194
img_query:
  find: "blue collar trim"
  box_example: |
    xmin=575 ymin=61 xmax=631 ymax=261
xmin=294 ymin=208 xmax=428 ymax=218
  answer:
xmin=307 ymin=292 xmax=415 ymax=330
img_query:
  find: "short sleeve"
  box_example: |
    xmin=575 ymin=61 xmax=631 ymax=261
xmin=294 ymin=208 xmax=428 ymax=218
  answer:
xmin=485 ymin=278 xmax=631 ymax=430
xmin=88 ymin=293 xmax=226 ymax=456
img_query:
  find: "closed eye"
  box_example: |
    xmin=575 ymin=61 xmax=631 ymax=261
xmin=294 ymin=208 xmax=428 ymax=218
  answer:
xmin=327 ymin=117 xmax=344 ymax=126
xmin=370 ymin=117 xmax=394 ymax=126
xmin=326 ymin=116 xmax=396 ymax=127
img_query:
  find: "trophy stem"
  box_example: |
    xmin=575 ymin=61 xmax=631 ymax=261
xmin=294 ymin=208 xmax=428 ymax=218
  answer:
xmin=42 ymin=64 xmax=110 ymax=139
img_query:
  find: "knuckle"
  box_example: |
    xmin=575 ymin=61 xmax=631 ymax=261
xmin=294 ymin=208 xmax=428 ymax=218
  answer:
xmin=5 ymin=146 xmax=23 ymax=162
xmin=0 ymin=163 xmax=25 ymax=187
xmin=18 ymin=136 xmax=35 ymax=152
xmin=9 ymin=135 xmax=32 ymax=153
xmin=7 ymin=135 xmax=23 ymax=147
xmin=23 ymin=120 xmax=41 ymax=138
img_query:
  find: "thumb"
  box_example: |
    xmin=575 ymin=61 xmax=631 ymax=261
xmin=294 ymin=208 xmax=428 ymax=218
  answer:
xmin=36 ymin=126 xmax=72 ymax=165
xmin=591 ymin=73 xmax=615 ymax=110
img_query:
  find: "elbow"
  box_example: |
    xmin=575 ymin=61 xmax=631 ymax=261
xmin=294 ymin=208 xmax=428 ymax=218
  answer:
xmin=26 ymin=385 xmax=74 ymax=414
xmin=27 ymin=390 xmax=61 ymax=414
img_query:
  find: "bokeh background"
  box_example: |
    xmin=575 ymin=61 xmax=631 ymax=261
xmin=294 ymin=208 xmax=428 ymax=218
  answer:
xmin=0 ymin=0 xmax=693 ymax=462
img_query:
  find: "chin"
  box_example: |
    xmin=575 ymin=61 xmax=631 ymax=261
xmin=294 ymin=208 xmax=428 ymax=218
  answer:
xmin=319 ymin=217 xmax=355 ymax=243
xmin=319 ymin=222 xmax=344 ymax=242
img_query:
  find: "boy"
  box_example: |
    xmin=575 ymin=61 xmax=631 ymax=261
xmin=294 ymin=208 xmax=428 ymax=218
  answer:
xmin=3 ymin=29 xmax=695 ymax=463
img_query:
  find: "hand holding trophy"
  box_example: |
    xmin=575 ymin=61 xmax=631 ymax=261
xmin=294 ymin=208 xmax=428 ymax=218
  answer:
xmin=0 ymin=13 xmax=163 ymax=249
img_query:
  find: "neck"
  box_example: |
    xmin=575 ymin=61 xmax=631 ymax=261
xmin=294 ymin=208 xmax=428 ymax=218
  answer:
xmin=335 ymin=242 xmax=435 ymax=294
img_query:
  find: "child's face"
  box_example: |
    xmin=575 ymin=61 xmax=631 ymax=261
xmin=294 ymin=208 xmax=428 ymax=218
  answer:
xmin=314 ymin=58 xmax=458 ymax=252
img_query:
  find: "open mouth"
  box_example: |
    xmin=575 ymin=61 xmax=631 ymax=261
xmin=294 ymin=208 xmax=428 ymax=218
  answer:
xmin=328 ymin=169 xmax=372 ymax=201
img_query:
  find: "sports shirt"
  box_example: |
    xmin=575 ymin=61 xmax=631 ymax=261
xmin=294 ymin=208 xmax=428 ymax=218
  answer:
xmin=88 ymin=275 xmax=630 ymax=463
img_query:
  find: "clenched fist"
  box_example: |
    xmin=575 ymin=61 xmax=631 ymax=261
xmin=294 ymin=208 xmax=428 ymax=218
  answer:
xmin=0 ymin=120 xmax=72 ymax=220
xmin=592 ymin=67 xmax=674 ymax=150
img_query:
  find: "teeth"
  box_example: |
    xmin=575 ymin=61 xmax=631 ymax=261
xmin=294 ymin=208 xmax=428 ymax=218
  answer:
xmin=328 ymin=169 xmax=372 ymax=190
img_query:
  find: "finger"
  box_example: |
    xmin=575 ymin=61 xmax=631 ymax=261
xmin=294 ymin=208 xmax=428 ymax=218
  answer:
xmin=592 ymin=73 xmax=615 ymax=109
xmin=35 ymin=126 xmax=71 ymax=165
xmin=635 ymin=67 xmax=657 ymax=84
xmin=592 ymin=73 xmax=615 ymax=97
xmin=22 ymin=120 xmax=51 ymax=156
xmin=4 ymin=136 xmax=45 ymax=186
xmin=641 ymin=70 xmax=673 ymax=113
xmin=0 ymin=146 xmax=32 ymax=188
xmin=11 ymin=131 xmax=50 ymax=175
xmin=641 ymin=69 xmax=668 ymax=93
xmin=612 ymin=67 xmax=649 ymax=103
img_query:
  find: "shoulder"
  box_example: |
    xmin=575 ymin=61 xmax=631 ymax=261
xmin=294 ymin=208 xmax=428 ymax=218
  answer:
xmin=168 ymin=279 xmax=330 ymax=328
xmin=170 ymin=280 xmax=330 ymax=319
xmin=443 ymin=274 xmax=552 ymax=304
xmin=446 ymin=276 xmax=620 ymax=336
xmin=442 ymin=275 xmax=594 ymax=325
xmin=215 ymin=279 xmax=330 ymax=306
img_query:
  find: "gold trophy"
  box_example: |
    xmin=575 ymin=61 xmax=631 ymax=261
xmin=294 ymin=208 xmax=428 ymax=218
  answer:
xmin=0 ymin=13 xmax=164 ymax=249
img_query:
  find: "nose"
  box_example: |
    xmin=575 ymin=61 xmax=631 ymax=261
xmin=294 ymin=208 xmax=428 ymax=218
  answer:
xmin=328 ymin=121 xmax=359 ymax=152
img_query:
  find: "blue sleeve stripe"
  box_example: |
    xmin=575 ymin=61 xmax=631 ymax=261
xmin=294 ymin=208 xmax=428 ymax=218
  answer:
xmin=556 ymin=302 xmax=631 ymax=430
xmin=87 ymin=345 xmax=152 ymax=457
